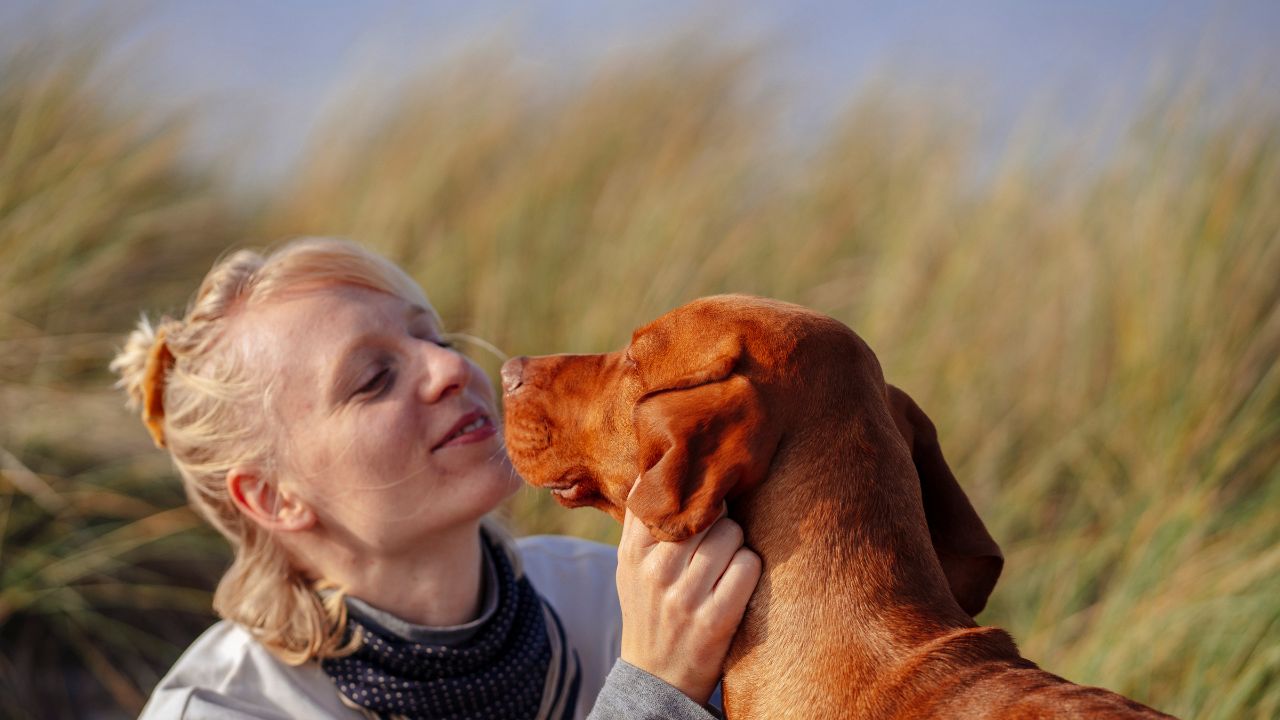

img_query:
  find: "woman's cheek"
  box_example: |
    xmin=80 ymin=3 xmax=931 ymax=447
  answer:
xmin=379 ymin=400 xmax=418 ymax=440
xmin=466 ymin=362 xmax=499 ymax=405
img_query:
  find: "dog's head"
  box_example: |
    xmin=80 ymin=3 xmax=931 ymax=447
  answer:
xmin=501 ymin=294 xmax=1002 ymax=615
xmin=501 ymin=295 xmax=804 ymax=540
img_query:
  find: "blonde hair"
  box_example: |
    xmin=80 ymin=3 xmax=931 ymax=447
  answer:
xmin=111 ymin=237 xmax=435 ymax=664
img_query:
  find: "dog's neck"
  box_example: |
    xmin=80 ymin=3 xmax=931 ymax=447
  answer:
xmin=722 ymin=407 xmax=980 ymax=717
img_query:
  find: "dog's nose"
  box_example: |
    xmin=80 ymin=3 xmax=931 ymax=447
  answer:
xmin=500 ymin=356 xmax=527 ymax=394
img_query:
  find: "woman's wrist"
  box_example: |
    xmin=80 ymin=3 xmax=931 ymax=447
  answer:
xmin=588 ymin=658 xmax=720 ymax=720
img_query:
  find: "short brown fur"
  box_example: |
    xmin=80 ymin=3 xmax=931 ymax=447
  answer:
xmin=502 ymin=294 xmax=1174 ymax=719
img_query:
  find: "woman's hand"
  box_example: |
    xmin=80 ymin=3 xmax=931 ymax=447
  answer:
xmin=615 ymin=503 xmax=762 ymax=705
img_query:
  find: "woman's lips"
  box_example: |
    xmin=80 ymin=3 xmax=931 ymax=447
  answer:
xmin=433 ymin=411 xmax=497 ymax=451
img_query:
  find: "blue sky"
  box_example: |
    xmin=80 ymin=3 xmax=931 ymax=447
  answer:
xmin=4 ymin=1 xmax=1276 ymax=188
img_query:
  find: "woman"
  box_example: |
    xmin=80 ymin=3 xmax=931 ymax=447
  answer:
xmin=113 ymin=237 xmax=760 ymax=719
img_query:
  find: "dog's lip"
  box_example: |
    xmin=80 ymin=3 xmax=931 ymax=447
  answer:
xmin=541 ymin=478 xmax=580 ymax=494
xmin=539 ymin=473 xmax=594 ymax=504
xmin=539 ymin=467 xmax=590 ymax=491
xmin=549 ymin=482 xmax=592 ymax=504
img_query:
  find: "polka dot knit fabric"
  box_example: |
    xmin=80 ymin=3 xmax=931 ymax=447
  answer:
xmin=322 ymin=535 xmax=581 ymax=720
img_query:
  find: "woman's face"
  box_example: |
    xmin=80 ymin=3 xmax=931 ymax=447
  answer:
xmin=233 ymin=283 xmax=520 ymax=553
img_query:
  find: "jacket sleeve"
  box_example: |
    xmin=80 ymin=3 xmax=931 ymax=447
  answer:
xmin=587 ymin=659 xmax=722 ymax=720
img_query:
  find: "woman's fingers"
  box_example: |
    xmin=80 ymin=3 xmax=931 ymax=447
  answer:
xmin=711 ymin=547 xmax=762 ymax=624
xmin=621 ymin=499 xmax=727 ymax=581
xmin=619 ymin=499 xmax=661 ymax=560
xmin=686 ymin=515 xmax=748 ymax=597
xmin=615 ymin=501 xmax=761 ymax=705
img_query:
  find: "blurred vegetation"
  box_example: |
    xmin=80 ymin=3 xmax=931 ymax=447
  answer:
xmin=0 ymin=29 xmax=242 ymax=719
xmin=3 ymin=22 xmax=1279 ymax=720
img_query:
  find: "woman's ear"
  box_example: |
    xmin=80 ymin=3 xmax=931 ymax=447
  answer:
xmin=226 ymin=467 xmax=316 ymax=533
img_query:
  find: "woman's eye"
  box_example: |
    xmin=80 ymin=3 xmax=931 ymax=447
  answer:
xmin=355 ymin=368 xmax=393 ymax=397
xmin=419 ymin=333 xmax=453 ymax=349
xmin=410 ymin=326 xmax=453 ymax=349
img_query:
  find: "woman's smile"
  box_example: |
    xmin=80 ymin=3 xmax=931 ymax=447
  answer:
xmin=432 ymin=410 xmax=498 ymax=451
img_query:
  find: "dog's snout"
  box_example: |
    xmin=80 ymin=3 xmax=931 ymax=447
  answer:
xmin=500 ymin=356 xmax=527 ymax=394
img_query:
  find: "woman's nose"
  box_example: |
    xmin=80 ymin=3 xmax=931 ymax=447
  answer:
xmin=417 ymin=344 xmax=469 ymax=404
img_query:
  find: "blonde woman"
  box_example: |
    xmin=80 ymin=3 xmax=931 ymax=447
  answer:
xmin=113 ymin=237 xmax=760 ymax=719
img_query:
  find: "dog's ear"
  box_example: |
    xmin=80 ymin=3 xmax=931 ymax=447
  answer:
xmin=887 ymin=384 xmax=1003 ymax=617
xmin=628 ymin=317 xmax=742 ymax=394
xmin=628 ymin=375 xmax=779 ymax=541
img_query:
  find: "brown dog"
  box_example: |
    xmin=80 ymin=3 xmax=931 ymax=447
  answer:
xmin=501 ymin=294 xmax=1174 ymax=719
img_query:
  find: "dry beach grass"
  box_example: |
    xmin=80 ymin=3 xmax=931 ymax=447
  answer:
xmin=1 ymin=26 xmax=1277 ymax=719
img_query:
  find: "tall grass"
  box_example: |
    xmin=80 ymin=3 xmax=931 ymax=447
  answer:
xmin=3 ymin=26 xmax=1277 ymax=719
xmin=0 ymin=30 xmax=240 ymax=719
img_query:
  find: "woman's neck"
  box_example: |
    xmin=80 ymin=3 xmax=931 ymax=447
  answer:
xmin=305 ymin=520 xmax=487 ymax=627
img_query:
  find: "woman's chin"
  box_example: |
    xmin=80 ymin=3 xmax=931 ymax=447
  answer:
xmin=472 ymin=458 xmax=522 ymax=508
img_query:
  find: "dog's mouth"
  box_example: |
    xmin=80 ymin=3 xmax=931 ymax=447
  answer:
xmin=541 ymin=469 xmax=599 ymax=507
xmin=549 ymin=482 xmax=590 ymax=504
